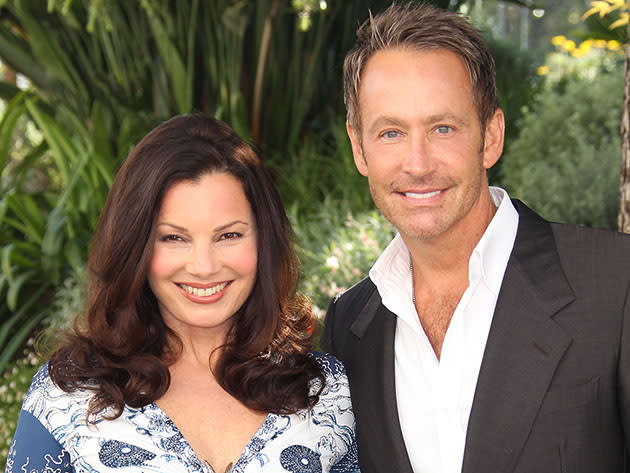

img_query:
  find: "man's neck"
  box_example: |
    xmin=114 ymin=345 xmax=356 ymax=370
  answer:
xmin=403 ymin=192 xmax=498 ymax=358
xmin=405 ymin=196 xmax=498 ymax=284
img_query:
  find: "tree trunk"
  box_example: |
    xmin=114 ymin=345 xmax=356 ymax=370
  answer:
xmin=618 ymin=20 xmax=630 ymax=233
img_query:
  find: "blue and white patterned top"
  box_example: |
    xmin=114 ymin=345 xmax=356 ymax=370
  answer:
xmin=5 ymin=353 xmax=359 ymax=473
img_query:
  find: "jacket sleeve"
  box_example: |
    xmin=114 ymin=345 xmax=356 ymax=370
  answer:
xmin=617 ymin=281 xmax=630 ymax=461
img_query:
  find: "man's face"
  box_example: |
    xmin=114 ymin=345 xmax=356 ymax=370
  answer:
xmin=348 ymin=48 xmax=503 ymax=244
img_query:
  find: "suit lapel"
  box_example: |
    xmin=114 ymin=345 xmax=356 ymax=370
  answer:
xmin=462 ymin=201 xmax=575 ymax=473
xmin=349 ymin=289 xmax=414 ymax=473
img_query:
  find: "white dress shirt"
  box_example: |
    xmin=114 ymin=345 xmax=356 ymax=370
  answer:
xmin=369 ymin=187 xmax=519 ymax=473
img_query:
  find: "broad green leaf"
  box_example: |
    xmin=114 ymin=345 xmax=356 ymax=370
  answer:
xmin=5 ymin=193 xmax=46 ymax=242
xmin=3 ymin=142 xmax=48 ymax=193
xmin=141 ymin=0 xmax=192 ymax=113
xmin=17 ymin=1 xmax=89 ymax=104
xmin=6 ymin=268 xmax=37 ymax=311
xmin=0 ymin=287 xmax=48 ymax=373
xmin=65 ymin=240 xmax=85 ymax=274
xmin=0 ymin=292 xmax=37 ymax=349
xmin=0 ymin=25 xmax=51 ymax=90
xmin=0 ymin=196 xmax=8 ymax=226
xmin=90 ymin=101 xmax=114 ymax=164
xmin=0 ymin=89 xmax=28 ymax=170
xmin=0 ymin=241 xmax=38 ymax=270
xmin=1 ymin=243 xmax=15 ymax=283
xmin=25 ymin=99 xmax=78 ymax=182
xmin=0 ymin=80 xmax=24 ymax=102
xmin=49 ymin=148 xmax=89 ymax=213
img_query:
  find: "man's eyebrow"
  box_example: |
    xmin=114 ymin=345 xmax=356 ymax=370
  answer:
xmin=367 ymin=116 xmax=407 ymax=135
xmin=424 ymin=113 xmax=469 ymax=127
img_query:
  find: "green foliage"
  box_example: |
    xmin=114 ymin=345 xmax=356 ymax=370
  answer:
xmin=268 ymin=116 xmax=372 ymax=211
xmin=269 ymin=117 xmax=394 ymax=314
xmin=488 ymin=34 xmax=541 ymax=142
xmin=293 ymin=203 xmax=394 ymax=316
xmin=501 ymin=51 xmax=624 ymax=229
xmin=485 ymin=33 xmax=542 ymax=184
xmin=0 ymin=94 xmax=118 ymax=372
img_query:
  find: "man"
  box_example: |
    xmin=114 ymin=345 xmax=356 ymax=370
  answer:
xmin=321 ymin=3 xmax=630 ymax=473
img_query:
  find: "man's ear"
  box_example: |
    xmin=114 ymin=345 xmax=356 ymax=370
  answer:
xmin=347 ymin=121 xmax=368 ymax=177
xmin=482 ymin=108 xmax=505 ymax=170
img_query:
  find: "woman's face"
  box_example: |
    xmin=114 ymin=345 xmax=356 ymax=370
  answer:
xmin=148 ymin=172 xmax=258 ymax=342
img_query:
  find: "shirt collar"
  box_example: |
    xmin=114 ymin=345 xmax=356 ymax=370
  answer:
xmin=471 ymin=187 xmax=519 ymax=295
xmin=370 ymin=233 xmax=414 ymax=318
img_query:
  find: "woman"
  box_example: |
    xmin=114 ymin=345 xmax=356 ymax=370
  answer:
xmin=5 ymin=115 xmax=358 ymax=473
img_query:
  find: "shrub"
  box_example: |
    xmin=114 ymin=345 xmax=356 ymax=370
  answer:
xmin=290 ymin=198 xmax=395 ymax=318
xmin=500 ymin=51 xmax=624 ymax=229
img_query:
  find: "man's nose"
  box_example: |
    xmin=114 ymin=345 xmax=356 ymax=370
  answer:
xmin=402 ymin=134 xmax=435 ymax=175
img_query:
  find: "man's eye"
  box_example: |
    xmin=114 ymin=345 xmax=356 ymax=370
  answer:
xmin=382 ymin=130 xmax=400 ymax=139
xmin=435 ymin=125 xmax=453 ymax=134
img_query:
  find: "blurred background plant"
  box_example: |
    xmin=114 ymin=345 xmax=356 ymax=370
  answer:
xmin=0 ymin=0 xmax=628 ymax=465
xmin=500 ymin=42 xmax=625 ymax=229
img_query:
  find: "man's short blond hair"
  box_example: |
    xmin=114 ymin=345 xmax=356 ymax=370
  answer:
xmin=344 ymin=2 xmax=499 ymax=136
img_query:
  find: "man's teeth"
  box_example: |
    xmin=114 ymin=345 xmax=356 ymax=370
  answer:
xmin=404 ymin=190 xmax=441 ymax=199
xmin=179 ymin=282 xmax=228 ymax=296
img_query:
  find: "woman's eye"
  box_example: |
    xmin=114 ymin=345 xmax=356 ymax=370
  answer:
xmin=219 ymin=232 xmax=242 ymax=240
xmin=160 ymin=234 xmax=183 ymax=242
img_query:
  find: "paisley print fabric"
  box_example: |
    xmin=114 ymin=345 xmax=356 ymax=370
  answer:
xmin=5 ymin=353 xmax=359 ymax=473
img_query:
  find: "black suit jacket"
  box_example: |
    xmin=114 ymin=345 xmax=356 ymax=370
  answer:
xmin=321 ymin=200 xmax=630 ymax=473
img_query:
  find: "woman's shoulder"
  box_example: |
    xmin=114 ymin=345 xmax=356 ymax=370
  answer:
xmin=309 ymin=351 xmax=346 ymax=378
xmin=22 ymin=363 xmax=59 ymax=406
xmin=308 ymin=351 xmax=352 ymax=403
xmin=269 ymin=352 xmax=358 ymax=472
xmin=21 ymin=361 xmax=92 ymax=426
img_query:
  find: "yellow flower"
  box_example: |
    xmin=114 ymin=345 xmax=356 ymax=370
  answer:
xmin=551 ymin=35 xmax=566 ymax=46
xmin=594 ymin=39 xmax=609 ymax=49
xmin=579 ymin=39 xmax=594 ymax=51
xmin=583 ymin=0 xmax=630 ymax=22
xmin=583 ymin=1 xmax=615 ymax=19
xmin=607 ymin=39 xmax=622 ymax=50
xmin=609 ymin=12 xmax=630 ymax=29
xmin=537 ymin=65 xmax=550 ymax=75
xmin=562 ymin=40 xmax=577 ymax=52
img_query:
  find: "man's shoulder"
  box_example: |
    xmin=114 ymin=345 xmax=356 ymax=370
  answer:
xmin=549 ymin=222 xmax=630 ymax=272
xmin=550 ymin=221 xmax=630 ymax=245
xmin=515 ymin=200 xmax=630 ymax=259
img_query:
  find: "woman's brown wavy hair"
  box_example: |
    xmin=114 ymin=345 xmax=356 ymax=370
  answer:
xmin=49 ymin=114 xmax=324 ymax=419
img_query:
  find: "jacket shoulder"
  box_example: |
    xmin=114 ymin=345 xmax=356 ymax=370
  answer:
xmin=320 ymin=277 xmax=379 ymax=357
xmin=550 ymin=222 xmax=630 ymax=268
xmin=330 ymin=277 xmax=378 ymax=314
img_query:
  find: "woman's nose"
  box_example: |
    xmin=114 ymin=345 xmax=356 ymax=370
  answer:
xmin=186 ymin=244 xmax=218 ymax=277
